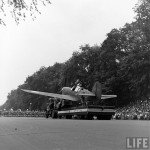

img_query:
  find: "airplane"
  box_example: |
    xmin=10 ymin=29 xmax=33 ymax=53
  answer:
xmin=21 ymin=81 xmax=117 ymax=102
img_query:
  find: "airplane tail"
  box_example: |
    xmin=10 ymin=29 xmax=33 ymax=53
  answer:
xmin=92 ymin=81 xmax=102 ymax=100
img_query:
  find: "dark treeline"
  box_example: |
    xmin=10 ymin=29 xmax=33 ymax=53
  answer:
xmin=1 ymin=0 xmax=150 ymax=110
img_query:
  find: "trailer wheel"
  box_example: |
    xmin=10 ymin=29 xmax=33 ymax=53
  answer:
xmin=85 ymin=114 xmax=93 ymax=120
xmin=58 ymin=115 xmax=62 ymax=119
xmin=97 ymin=115 xmax=112 ymax=120
xmin=80 ymin=115 xmax=85 ymax=119
xmin=105 ymin=115 xmax=112 ymax=120
xmin=65 ymin=115 xmax=72 ymax=119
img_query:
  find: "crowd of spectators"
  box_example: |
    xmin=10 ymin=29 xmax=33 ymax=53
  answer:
xmin=0 ymin=109 xmax=45 ymax=117
xmin=1 ymin=99 xmax=150 ymax=120
xmin=114 ymin=98 xmax=150 ymax=120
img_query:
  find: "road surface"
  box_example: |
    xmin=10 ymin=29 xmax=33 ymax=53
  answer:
xmin=0 ymin=117 xmax=149 ymax=150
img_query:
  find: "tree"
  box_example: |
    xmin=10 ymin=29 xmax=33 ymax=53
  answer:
xmin=0 ymin=0 xmax=51 ymax=25
xmin=61 ymin=45 xmax=103 ymax=90
xmin=1 ymin=0 xmax=150 ymax=109
xmin=134 ymin=0 xmax=150 ymax=43
xmin=3 ymin=63 xmax=63 ymax=110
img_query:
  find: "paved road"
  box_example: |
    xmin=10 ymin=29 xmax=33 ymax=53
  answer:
xmin=0 ymin=117 xmax=149 ymax=150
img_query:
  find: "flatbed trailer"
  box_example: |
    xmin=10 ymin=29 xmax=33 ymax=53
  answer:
xmin=49 ymin=105 xmax=115 ymax=120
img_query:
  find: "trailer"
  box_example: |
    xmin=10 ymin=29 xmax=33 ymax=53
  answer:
xmin=57 ymin=106 xmax=115 ymax=120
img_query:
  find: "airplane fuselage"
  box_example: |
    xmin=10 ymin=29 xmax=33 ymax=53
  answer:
xmin=61 ymin=87 xmax=81 ymax=101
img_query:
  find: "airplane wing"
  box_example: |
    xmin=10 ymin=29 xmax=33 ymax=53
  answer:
xmin=78 ymin=93 xmax=95 ymax=96
xmin=78 ymin=94 xmax=117 ymax=99
xmin=77 ymin=88 xmax=117 ymax=99
xmin=101 ymin=95 xmax=117 ymax=99
xmin=21 ymin=89 xmax=78 ymax=101
xmin=78 ymin=93 xmax=117 ymax=99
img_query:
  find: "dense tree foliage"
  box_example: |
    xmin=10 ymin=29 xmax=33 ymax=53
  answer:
xmin=1 ymin=0 xmax=150 ymax=110
xmin=0 ymin=0 xmax=51 ymax=25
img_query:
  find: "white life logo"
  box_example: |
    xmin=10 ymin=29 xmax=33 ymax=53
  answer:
xmin=126 ymin=137 xmax=149 ymax=149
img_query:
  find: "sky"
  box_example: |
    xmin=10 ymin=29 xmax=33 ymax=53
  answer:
xmin=0 ymin=0 xmax=138 ymax=105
